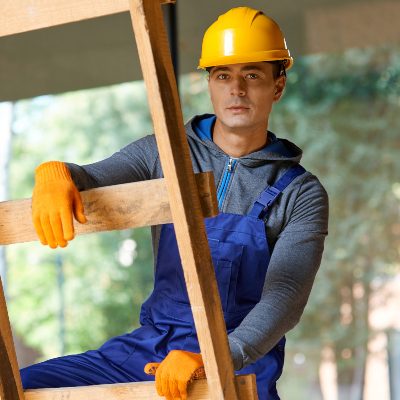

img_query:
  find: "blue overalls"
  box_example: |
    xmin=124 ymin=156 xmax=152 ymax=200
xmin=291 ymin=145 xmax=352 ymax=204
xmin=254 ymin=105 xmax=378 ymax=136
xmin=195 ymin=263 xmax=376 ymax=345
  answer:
xmin=21 ymin=163 xmax=305 ymax=400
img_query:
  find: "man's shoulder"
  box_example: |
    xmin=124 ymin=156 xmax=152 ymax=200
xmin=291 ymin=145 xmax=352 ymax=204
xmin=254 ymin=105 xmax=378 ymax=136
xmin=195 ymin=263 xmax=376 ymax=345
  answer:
xmin=122 ymin=133 xmax=158 ymax=155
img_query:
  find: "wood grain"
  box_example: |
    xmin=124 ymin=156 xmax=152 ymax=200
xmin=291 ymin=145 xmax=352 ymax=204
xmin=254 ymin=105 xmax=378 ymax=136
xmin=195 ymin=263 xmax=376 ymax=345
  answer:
xmin=0 ymin=0 xmax=175 ymax=37
xmin=0 ymin=278 xmax=25 ymax=400
xmin=128 ymin=1 xmax=240 ymax=399
xmin=0 ymin=375 xmax=255 ymax=400
xmin=0 ymin=173 xmax=217 ymax=245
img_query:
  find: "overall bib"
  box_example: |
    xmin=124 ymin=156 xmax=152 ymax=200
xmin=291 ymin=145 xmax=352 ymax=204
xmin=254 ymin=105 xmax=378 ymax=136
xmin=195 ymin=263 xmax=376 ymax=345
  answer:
xmin=21 ymin=165 xmax=305 ymax=400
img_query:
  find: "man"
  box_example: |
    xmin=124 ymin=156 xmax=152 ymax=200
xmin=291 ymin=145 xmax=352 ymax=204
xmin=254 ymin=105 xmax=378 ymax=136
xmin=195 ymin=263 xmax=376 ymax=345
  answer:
xmin=22 ymin=7 xmax=328 ymax=400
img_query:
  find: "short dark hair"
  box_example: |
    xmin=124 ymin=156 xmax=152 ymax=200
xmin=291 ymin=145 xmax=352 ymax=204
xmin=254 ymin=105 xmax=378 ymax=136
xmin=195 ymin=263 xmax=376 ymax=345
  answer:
xmin=267 ymin=61 xmax=287 ymax=79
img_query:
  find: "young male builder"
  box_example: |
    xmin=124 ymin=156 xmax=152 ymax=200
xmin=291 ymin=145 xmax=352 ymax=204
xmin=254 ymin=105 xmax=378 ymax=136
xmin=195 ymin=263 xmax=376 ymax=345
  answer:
xmin=21 ymin=7 xmax=329 ymax=400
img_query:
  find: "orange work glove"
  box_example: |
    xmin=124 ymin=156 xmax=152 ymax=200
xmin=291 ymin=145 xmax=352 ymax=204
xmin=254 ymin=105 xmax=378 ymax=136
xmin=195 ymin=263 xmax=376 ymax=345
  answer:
xmin=32 ymin=161 xmax=87 ymax=249
xmin=144 ymin=350 xmax=205 ymax=400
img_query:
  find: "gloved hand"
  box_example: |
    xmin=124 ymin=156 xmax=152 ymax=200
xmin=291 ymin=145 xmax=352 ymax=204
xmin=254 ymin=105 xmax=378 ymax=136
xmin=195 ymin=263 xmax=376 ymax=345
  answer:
xmin=144 ymin=350 xmax=205 ymax=400
xmin=32 ymin=161 xmax=87 ymax=249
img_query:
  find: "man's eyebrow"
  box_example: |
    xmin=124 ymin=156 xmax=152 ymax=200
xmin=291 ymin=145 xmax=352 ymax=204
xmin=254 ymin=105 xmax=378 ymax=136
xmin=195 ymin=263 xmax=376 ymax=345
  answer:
xmin=240 ymin=65 xmax=265 ymax=72
xmin=210 ymin=66 xmax=230 ymax=74
xmin=210 ymin=65 xmax=265 ymax=74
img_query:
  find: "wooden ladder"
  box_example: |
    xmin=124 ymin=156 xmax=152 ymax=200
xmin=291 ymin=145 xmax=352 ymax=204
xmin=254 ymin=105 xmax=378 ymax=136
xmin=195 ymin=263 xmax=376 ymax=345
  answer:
xmin=0 ymin=1 xmax=258 ymax=399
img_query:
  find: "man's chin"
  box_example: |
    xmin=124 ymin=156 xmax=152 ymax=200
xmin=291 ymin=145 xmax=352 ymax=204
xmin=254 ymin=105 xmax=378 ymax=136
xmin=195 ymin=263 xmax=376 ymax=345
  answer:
xmin=221 ymin=117 xmax=252 ymax=130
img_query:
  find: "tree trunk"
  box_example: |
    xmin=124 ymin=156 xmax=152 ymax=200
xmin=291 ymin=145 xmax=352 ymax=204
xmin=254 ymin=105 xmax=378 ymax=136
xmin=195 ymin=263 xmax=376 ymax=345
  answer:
xmin=388 ymin=329 xmax=400 ymax=400
xmin=351 ymin=278 xmax=370 ymax=400
xmin=335 ymin=271 xmax=371 ymax=400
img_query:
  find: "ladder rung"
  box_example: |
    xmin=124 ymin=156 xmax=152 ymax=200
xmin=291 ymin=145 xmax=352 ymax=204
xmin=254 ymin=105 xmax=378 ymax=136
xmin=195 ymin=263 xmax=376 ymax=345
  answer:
xmin=0 ymin=0 xmax=175 ymax=38
xmin=19 ymin=375 xmax=257 ymax=400
xmin=0 ymin=172 xmax=218 ymax=245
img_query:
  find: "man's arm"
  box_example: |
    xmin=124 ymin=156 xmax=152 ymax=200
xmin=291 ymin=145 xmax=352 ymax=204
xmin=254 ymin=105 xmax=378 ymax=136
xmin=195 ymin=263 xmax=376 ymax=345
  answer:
xmin=228 ymin=175 xmax=329 ymax=369
xmin=66 ymin=134 xmax=159 ymax=190
xmin=32 ymin=135 xmax=159 ymax=248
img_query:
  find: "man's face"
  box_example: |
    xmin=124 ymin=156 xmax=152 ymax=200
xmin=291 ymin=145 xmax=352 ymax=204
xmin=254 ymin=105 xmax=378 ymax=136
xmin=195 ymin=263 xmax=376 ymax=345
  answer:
xmin=208 ymin=62 xmax=285 ymax=133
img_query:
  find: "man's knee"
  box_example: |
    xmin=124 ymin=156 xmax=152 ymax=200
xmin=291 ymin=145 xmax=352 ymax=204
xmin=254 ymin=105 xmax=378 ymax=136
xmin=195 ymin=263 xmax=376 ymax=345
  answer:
xmin=20 ymin=358 xmax=83 ymax=389
xmin=20 ymin=364 xmax=50 ymax=389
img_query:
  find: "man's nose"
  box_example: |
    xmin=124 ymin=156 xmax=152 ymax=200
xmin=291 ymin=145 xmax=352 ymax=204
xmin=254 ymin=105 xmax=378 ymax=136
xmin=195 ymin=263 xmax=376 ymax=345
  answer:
xmin=230 ymin=77 xmax=246 ymax=96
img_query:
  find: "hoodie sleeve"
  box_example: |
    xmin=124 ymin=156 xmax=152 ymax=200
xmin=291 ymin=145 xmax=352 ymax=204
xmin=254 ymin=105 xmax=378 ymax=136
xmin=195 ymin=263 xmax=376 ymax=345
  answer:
xmin=66 ymin=135 xmax=159 ymax=190
xmin=228 ymin=174 xmax=329 ymax=369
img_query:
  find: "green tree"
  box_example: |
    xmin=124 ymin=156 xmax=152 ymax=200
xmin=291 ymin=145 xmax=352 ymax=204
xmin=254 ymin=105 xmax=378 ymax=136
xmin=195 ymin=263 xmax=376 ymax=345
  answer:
xmin=8 ymin=82 xmax=155 ymax=358
xmin=273 ymin=45 xmax=400 ymax=399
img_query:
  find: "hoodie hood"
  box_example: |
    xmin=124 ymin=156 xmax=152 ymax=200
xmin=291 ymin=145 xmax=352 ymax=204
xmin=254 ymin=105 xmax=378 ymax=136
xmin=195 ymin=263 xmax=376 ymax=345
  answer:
xmin=186 ymin=114 xmax=302 ymax=166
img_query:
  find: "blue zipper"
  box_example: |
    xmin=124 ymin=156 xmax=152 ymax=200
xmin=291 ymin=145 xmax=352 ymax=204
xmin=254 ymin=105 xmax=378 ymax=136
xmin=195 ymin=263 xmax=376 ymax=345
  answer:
xmin=217 ymin=157 xmax=237 ymax=209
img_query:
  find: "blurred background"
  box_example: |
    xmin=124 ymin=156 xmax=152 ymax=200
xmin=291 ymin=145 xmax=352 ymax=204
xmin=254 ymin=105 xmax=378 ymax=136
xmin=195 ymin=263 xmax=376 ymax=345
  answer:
xmin=1 ymin=1 xmax=399 ymax=399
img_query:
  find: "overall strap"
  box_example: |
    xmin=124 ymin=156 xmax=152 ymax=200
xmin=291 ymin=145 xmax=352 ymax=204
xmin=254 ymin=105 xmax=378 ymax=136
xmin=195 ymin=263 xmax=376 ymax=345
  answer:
xmin=249 ymin=164 xmax=306 ymax=219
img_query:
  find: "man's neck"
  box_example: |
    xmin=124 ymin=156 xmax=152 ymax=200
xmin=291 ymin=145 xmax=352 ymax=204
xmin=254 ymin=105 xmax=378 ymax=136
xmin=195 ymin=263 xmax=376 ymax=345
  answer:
xmin=212 ymin=119 xmax=269 ymax=158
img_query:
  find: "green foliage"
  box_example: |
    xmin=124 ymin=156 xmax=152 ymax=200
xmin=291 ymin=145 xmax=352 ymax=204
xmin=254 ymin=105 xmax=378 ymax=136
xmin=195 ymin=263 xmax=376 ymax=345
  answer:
xmin=8 ymin=82 xmax=155 ymax=359
xmin=273 ymin=45 xmax=400 ymax=396
xmin=9 ymin=228 xmax=154 ymax=358
xmin=180 ymin=72 xmax=213 ymax=121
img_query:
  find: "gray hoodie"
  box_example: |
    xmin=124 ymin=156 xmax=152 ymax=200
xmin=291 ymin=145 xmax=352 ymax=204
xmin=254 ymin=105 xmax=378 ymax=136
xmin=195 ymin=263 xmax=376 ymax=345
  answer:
xmin=67 ymin=114 xmax=329 ymax=370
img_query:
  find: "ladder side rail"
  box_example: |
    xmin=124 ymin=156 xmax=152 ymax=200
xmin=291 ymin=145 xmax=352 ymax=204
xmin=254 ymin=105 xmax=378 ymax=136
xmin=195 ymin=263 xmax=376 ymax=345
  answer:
xmin=0 ymin=278 xmax=25 ymax=399
xmin=128 ymin=1 xmax=240 ymax=399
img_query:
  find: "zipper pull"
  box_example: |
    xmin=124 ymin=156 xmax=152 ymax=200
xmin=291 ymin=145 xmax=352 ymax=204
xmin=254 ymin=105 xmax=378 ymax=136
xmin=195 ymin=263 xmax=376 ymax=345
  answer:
xmin=227 ymin=158 xmax=234 ymax=172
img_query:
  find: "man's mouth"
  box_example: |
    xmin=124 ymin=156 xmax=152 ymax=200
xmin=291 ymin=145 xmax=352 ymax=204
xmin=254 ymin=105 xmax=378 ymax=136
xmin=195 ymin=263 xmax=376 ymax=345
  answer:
xmin=227 ymin=106 xmax=250 ymax=110
xmin=227 ymin=106 xmax=250 ymax=112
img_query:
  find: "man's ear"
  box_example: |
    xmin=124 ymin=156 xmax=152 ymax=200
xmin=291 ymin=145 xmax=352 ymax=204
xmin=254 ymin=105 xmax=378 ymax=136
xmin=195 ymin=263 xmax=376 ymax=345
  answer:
xmin=273 ymin=76 xmax=286 ymax=102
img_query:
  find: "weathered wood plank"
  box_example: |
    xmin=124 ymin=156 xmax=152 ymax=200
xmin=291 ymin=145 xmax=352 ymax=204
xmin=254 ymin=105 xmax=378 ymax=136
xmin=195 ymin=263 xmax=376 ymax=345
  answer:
xmin=0 ymin=173 xmax=217 ymax=245
xmin=128 ymin=1 xmax=240 ymax=399
xmin=0 ymin=0 xmax=175 ymax=38
xmin=0 ymin=278 xmax=25 ymax=400
xmin=11 ymin=375 xmax=255 ymax=400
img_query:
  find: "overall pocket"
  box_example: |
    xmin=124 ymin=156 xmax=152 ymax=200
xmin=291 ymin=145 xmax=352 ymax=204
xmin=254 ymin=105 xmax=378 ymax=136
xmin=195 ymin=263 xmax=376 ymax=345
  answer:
xmin=173 ymin=237 xmax=244 ymax=312
xmin=209 ymin=239 xmax=244 ymax=312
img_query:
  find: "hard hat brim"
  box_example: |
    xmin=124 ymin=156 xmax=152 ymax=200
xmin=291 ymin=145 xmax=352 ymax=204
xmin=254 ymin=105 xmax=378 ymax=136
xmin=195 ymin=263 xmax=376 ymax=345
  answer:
xmin=198 ymin=51 xmax=293 ymax=71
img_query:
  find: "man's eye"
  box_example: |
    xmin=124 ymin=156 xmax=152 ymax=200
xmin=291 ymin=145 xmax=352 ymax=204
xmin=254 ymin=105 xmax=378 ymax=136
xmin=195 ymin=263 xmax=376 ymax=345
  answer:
xmin=217 ymin=74 xmax=229 ymax=80
xmin=246 ymin=73 xmax=259 ymax=79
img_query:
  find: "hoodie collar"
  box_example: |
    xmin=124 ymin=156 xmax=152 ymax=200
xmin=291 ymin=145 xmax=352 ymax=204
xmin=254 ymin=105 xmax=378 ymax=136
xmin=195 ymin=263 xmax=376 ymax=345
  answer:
xmin=188 ymin=113 xmax=303 ymax=164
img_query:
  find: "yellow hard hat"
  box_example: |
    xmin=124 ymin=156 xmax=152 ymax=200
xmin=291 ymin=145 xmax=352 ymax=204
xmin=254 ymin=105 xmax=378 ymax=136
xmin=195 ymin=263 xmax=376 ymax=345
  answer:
xmin=198 ymin=7 xmax=293 ymax=70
